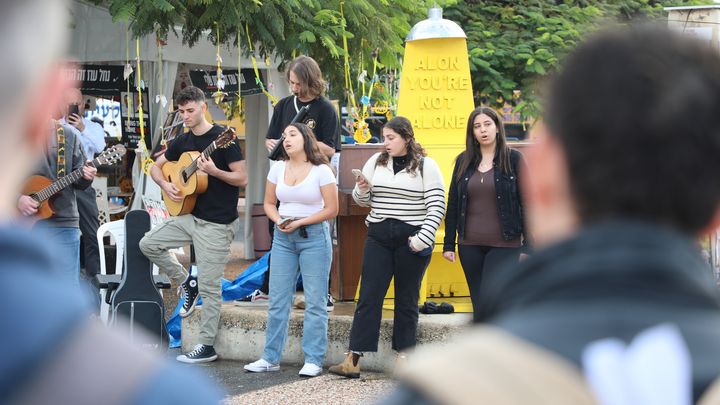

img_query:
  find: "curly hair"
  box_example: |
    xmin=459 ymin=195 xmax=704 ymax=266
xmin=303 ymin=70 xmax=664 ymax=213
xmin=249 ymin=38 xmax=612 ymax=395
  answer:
xmin=376 ymin=116 xmax=426 ymax=175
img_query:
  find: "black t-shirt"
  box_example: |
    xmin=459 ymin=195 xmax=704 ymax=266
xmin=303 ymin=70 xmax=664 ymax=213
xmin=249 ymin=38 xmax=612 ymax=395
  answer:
xmin=164 ymin=124 xmax=244 ymax=224
xmin=266 ymin=95 xmax=341 ymax=151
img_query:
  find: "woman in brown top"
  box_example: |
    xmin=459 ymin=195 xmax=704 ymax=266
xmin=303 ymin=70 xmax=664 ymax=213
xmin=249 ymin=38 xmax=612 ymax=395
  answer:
xmin=443 ymin=107 xmax=527 ymax=321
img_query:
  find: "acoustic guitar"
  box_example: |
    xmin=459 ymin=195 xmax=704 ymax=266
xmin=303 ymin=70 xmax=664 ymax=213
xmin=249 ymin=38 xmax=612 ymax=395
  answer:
xmin=161 ymin=127 xmax=236 ymax=216
xmin=21 ymin=144 xmax=127 ymax=222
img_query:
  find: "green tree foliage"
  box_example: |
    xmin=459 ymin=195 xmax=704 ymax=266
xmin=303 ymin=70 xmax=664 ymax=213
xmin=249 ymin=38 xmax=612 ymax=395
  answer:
xmin=89 ymin=0 xmax=424 ymax=100
xmin=443 ymin=0 xmax=708 ymax=120
xmin=90 ymin=0 xmax=708 ymax=117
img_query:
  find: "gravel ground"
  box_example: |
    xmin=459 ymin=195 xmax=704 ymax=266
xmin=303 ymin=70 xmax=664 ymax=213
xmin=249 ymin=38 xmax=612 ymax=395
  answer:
xmin=223 ymin=373 xmax=397 ymax=405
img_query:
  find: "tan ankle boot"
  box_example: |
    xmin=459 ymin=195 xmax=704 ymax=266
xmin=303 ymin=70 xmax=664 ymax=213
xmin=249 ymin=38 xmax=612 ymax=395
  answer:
xmin=328 ymin=352 xmax=361 ymax=378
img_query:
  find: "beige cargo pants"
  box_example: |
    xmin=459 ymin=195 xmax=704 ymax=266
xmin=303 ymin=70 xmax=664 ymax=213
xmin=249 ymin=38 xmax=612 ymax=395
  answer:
xmin=140 ymin=214 xmax=239 ymax=346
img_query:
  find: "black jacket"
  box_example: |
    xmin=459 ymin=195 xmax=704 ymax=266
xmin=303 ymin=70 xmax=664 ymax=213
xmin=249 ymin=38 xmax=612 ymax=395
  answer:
xmin=443 ymin=148 xmax=526 ymax=252
xmin=383 ymin=221 xmax=720 ymax=404
xmin=481 ymin=221 xmax=720 ymax=401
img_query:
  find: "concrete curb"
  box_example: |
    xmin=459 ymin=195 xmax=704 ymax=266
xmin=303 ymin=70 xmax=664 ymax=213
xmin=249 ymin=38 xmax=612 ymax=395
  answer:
xmin=182 ymin=304 xmax=472 ymax=372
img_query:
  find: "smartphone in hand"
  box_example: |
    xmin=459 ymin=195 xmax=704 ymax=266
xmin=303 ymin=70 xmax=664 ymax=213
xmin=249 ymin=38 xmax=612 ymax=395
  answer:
xmin=278 ymin=217 xmax=295 ymax=228
xmin=352 ymin=169 xmax=372 ymax=188
xmin=68 ymin=104 xmax=80 ymax=117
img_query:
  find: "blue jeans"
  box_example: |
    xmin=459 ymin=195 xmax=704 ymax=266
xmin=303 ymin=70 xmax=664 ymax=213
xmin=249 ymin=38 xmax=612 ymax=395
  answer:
xmin=262 ymin=222 xmax=332 ymax=366
xmin=37 ymin=226 xmax=81 ymax=286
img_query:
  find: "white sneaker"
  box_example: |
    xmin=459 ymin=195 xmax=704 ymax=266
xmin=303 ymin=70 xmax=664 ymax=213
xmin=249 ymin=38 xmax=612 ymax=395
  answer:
xmin=244 ymin=358 xmax=280 ymax=372
xmin=298 ymin=363 xmax=323 ymax=377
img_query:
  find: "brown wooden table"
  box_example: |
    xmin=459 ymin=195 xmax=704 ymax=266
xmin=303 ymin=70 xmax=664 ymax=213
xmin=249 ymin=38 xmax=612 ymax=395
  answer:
xmin=330 ymin=144 xmax=384 ymax=300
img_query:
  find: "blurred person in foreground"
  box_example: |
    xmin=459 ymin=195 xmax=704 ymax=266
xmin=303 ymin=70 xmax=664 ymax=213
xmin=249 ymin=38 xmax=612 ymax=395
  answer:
xmin=382 ymin=25 xmax=720 ymax=404
xmin=1 ymin=1 xmax=222 ymax=403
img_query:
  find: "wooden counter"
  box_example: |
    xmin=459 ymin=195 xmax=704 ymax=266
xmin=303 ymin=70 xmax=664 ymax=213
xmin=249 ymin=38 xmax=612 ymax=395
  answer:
xmin=330 ymin=144 xmax=384 ymax=300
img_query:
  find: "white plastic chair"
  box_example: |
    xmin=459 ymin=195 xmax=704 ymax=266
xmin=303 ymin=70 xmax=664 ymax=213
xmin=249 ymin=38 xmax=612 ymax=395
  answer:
xmin=93 ymin=177 xmax=110 ymax=225
xmin=97 ymin=220 xmax=125 ymax=325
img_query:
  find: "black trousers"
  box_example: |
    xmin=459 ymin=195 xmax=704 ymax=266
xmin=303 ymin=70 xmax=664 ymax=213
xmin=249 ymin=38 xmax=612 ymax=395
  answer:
xmin=457 ymin=244 xmax=520 ymax=321
xmin=349 ymin=219 xmax=431 ymax=352
xmin=77 ymin=187 xmax=100 ymax=277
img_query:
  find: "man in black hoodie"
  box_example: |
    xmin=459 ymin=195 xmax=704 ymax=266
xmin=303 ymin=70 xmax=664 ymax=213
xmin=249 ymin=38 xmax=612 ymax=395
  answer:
xmin=383 ymin=25 xmax=720 ymax=404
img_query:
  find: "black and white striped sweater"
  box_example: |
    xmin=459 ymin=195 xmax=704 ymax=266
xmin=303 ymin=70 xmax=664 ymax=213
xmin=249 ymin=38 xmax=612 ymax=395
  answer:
xmin=352 ymin=152 xmax=446 ymax=251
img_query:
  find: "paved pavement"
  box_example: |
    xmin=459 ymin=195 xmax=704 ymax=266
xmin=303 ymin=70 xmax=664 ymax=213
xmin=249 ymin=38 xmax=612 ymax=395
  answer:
xmin=170 ymin=349 xmax=397 ymax=404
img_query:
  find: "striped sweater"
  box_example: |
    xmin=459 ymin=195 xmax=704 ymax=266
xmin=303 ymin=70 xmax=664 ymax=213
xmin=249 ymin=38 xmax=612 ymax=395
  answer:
xmin=353 ymin=153 xmax=446 ymax=251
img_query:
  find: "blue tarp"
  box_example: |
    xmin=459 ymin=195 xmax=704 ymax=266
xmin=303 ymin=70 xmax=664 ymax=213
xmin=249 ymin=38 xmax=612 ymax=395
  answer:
xmin=167 ymin=253 xmax=269 ymax=348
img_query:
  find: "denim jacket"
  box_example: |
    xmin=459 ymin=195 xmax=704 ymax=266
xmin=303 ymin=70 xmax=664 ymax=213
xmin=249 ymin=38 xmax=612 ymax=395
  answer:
xmin=443 ymin=149 xmax=527 ymax=252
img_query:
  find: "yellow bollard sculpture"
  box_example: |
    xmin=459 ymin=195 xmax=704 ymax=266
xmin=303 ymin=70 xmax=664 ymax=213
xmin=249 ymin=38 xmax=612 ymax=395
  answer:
xmin=377 ymin=7 xmax=475 ymax=312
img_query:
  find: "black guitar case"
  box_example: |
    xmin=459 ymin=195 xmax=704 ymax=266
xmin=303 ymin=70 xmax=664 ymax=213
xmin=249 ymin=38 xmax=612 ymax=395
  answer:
xmin=111 ymin=210 xmax=169 ymax=351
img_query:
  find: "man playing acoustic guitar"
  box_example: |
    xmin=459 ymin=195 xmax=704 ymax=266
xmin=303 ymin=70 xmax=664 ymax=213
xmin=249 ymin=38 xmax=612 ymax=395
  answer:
xmin=140 ymin=86 xmax=247 ymax=363
xmin=17 ymin=101 xmax=97 ymax=287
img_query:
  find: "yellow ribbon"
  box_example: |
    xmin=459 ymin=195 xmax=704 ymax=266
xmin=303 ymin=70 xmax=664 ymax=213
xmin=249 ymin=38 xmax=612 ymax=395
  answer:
xmin=245 ymin=22 xmax=278 ymax=106
xmin=339 ymin=2 xmax=368 ymax=143
xmin=157 ymin=33 xmax=166 ymax=147
xmin=341 ymin=1 xmax=357 ymax=113
xmin=136 ymin=38 xmax=153 ymax=175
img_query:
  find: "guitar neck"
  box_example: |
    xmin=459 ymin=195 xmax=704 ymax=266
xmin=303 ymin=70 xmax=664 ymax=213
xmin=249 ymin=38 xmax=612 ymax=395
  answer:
xmin=184 ymin=141 xmax=218 ymax=178
xmin=34 ymin=158 xmax=99 ymax=203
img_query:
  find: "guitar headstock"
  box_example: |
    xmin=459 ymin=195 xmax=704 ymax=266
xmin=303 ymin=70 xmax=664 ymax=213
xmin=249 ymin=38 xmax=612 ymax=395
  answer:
xmin=215 ymin=127 xmax=237 ymax=149
xmin=95 ymin=144 xmax=127 ymax=166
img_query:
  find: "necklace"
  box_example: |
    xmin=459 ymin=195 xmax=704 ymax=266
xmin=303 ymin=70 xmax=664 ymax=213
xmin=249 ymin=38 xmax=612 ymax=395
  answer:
xmin=479 ymin=166 xmax=492 ymax=183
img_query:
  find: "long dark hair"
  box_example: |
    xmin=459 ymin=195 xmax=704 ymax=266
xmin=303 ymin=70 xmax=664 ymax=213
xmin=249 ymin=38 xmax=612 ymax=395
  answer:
xmin=376 ymin=116 xmax=426 ymax=175
xmin=287 ymin=55 xmax=326 ymax=98
xmin=279 ymin=122 xmax=330 ymax=166
xmin=455 ymin=107 xmax=512 ymax=180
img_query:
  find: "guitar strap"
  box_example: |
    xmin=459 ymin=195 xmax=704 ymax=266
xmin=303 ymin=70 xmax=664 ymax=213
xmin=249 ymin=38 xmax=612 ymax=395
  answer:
xmin=56 ymin=125 xmax=66 ymax=177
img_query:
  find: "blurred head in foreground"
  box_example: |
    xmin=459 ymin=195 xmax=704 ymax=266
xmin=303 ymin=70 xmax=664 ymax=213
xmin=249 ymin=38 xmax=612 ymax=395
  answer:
xmin=525 ymin=24 xmax=720 ymax=245
xmin=0 ymin=2 xmax=223 ymax=404
xmin=0 ymin=0 xmax=73 ymax=219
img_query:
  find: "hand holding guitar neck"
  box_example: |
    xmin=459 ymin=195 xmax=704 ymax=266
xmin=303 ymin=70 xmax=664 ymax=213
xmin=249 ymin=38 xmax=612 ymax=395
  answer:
xmin=161 ymin=127 xmax=236 ymax=216
xmin=268 ymin=105 xmax=310 ymax=160
xmin=20 ymin=144 xmax=127 ymax=222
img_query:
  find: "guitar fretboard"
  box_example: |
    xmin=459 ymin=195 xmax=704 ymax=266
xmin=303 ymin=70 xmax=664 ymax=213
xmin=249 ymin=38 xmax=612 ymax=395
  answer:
xmin=182 ymin=141 xmax=218 ymax=179
xmin=33 ymin=160 xmax=98 ymax=203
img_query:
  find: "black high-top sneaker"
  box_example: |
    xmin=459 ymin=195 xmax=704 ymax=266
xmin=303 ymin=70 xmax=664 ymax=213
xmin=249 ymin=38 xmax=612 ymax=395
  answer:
xmin=176 ymin=344 xmax=217 ymax=364
xmin=178 ymin=274 xmax=199 ymax=318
